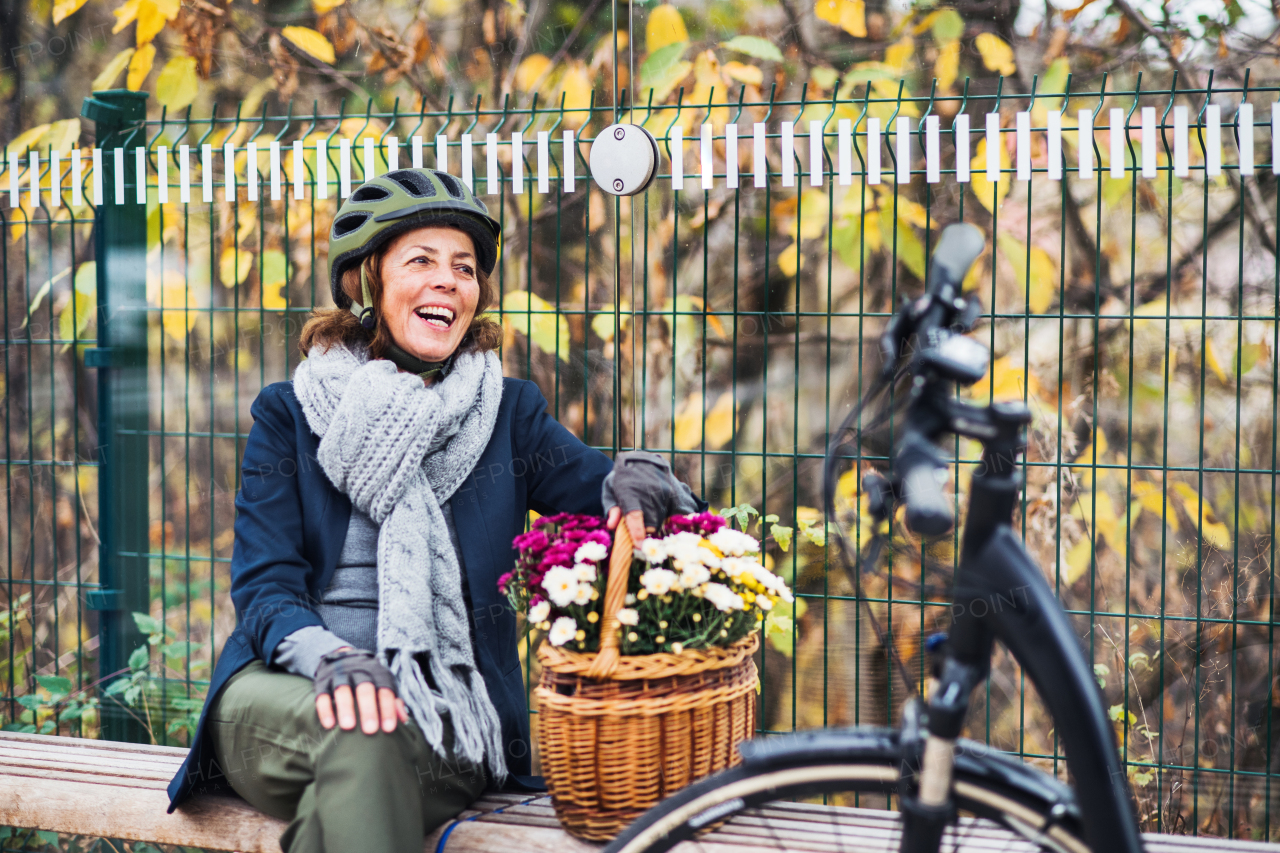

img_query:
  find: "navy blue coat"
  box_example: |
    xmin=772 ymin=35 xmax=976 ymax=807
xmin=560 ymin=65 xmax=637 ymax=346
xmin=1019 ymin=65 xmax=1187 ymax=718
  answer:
xmin=166 ymin=376 xmax=617 ymax=810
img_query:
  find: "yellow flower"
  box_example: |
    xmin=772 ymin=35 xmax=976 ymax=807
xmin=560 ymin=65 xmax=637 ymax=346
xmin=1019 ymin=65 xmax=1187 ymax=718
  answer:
xmin=628 ymin=632 xmax=639 ymax=642
xmin=699 ymin=539 xmax=725 ymax=559
xmin=587 ymin=611 xmax=599 ymax=623
xmin=692 ymin=613 xmax=702 ymax=622
xmin=638 ymin=589 xmax=650 ymax=600
xmin=656 ymin=635 xmax=666 ymax=644
xmin=659 ymin=620 xmax=668 ymax=629
xmin=575 ymin=630 xmax=586 ymax=641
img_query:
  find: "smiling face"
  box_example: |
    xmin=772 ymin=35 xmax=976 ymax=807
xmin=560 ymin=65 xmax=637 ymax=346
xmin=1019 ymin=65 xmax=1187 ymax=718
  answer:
xmin=378 ymin=226 xmax=480 ymax=363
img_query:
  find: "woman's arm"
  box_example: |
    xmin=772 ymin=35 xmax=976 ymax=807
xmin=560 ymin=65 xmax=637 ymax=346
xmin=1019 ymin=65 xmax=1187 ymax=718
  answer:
xmin=230 ymin=384 xmax=327 ymax=664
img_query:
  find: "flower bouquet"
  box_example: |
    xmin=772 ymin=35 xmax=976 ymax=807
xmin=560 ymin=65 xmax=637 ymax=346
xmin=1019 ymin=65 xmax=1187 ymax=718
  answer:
xmin=501 ymin=509 xmax=792 ymax=841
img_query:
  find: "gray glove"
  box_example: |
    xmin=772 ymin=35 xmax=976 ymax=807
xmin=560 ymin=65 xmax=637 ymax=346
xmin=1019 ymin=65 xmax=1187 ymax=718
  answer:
xmin=313 ymin=648 xmax=397 ymax=701
xmin=601 ymin=451 xmax=700 ymax=533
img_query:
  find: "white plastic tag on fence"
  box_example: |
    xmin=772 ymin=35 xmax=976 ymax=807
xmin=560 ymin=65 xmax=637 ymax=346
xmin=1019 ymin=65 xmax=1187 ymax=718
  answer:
xmin=1047 ymin=111 xmax=1062 ymax=181
xmin=512 ymin=131 xmax=523 ymax=194
xmin=537 ymin=131 xmax=550 ymax=194
xmin=269 ymin=141 xmax=281 ymax=200
xmin=867 ymin=117 xmax=881 ymax=185
xmin=72 ymin=149 xmax=83 ymax=207
xmin=781 ymin=121 xmax=795 ymax=187
xmin=486 ymin=133 xmax=499 ymax=196
xmin=436 ymin=135 xmax=448 ymax=173
xmin=32 ymin=152 xmax=41 ymax=207
xmin=726 ymin=124 xmax=738 ymax=189
xmin=223 ymin=144 xmax=235 ymax=201
xmin=753 ymin=122 xmax=766 ymax=187
xmin=339 ymin=138 xmax=352 ymax=198
xmin=135 ymin=147 xmax=146 ymax=204
xmin=671 ymin=126 xmax=684 ymax=190
xmin=1141 ymin=107 xmax=1156 ymax=179
xmin=564 ymin=130 xmax=575 ymax=192
xmin=896 ymin=117 xmax=910 ymax=184
xmin=955 ymin=114 xmax=970 ymax=183
xmin=1078 ymin=109 xmax=1093 ymax=178
xmin=156 ymin=146 xmax=167 ymax=204
xmin=703 ymin=123 xmax=715 ymax=190
xmin=247 ymin=143 xmax=258 ymax=201
xmin=1174 ymin=105 xmax=1189 ymax=177
xmin=985 ymin=113 xmax=1000 ymax=184
xmin=179 ymin=145 xmax=190 ymax=203
xmin=388 ymin=137 xmax=399 ymax=172
xmin=362 ymin=137 xmax=375 ymax=182
xmin=461 ymin=134 xmax=473 ymax=190
xmin=114 ymin=147 xmax=125 ymax=204
xmin=1206 ymin=105 xmax=1221 ymax=177
xmin=316 ymin=139 xmax=328 ymax=200
xmin=926 ymin=115 xmax=940 ymax=184
xmin=1238 ymin=103 xmax=1253 ymax=176
xmin=293 ymin=140 xmax=303 ymax=199
xmin=50 ymin=152 xmax=61 ymax=207
xmin=809 ymin=121 xmax=823 ymax=187
xmin=1273 ymin=103 xmax=1280 ymax=175
xmin=202 ymin=144 xmax=213 ymax=202
xmin=1016 ymin=112 xmax=1030 ymax=181
xmin=8 ymin=152 xmax=17 ymax=208
xmin=1109 ymin=108 xmax=1124 ymax=179
xmin=93 ymin=148 xmax=104 ymax=205
xmin=413 ymin=136 xmax=423 ymax=169
xmin=838 ymin=119 xmax=851 ymax=185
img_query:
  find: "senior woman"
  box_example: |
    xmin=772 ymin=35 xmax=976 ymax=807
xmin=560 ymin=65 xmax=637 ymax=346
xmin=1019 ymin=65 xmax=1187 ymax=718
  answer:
xmin=165 ymin=168 xmax=701 ymax=853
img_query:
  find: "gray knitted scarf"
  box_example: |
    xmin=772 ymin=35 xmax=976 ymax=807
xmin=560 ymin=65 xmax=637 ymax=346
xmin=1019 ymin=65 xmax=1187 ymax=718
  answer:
xmin=293 ymin=341 xmax=508 ymax=782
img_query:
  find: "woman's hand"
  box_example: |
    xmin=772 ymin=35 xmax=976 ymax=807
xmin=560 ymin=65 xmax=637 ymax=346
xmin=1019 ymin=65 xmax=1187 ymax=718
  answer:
xmin=313 ymin=647 xmax=409 ymax=734
xmin=602 ymin=451 xmax=700 ymax=542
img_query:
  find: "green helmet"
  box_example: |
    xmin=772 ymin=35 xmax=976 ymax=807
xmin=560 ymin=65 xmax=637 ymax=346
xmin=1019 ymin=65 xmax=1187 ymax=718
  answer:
xmin=327 ymin=168 xmax=501 ymax=322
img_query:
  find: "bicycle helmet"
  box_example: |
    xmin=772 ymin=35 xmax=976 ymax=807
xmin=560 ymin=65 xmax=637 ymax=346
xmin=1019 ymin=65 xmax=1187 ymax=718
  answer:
xmin=327 ymin=168 xmax=501 ymax=328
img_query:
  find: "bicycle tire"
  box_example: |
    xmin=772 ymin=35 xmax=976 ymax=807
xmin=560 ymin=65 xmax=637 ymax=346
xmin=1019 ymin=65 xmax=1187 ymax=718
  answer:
xmin=604 ymin=728 xmax=1091 ymax=853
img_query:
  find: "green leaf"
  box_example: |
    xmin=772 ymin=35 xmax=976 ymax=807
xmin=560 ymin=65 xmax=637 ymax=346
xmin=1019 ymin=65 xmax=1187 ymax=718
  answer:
xmin=38 ymin=721 xmax=56 ymax=734
xmin=770 ymin=523 xmax=794 ymax=552
xmin=169 ymin=696 xmax=205 ymax=711
xmin=132 ymin=611 xmax=163 ymax=637
xmin=35 ymin=675 xmax=73 ymax=700
xmin=719 ymin=35 xmax=783 ymax=63
xmin=105 ymin=678 xmax=133 ymax=696
xmin=128 ymin=644 xmax=151 ymax=672
xmin=1094 ymin=662 xmax=1110 ymax=689
xmin=35 ymin=829 xmax=59 ymax=847
xmin=645 ymin=59 xmax=692 ymax=102
xmin=640 ymin=40 xmax=688 ymax=81
xmin=930 ymin=8 xmax=964 ymax=41
xmin=1 ymin=722 xmax=37 ymax=733
xmin=882 ymin=214 xmax=926 ymax=282
xmin=16 ymin=695 xmax=44 ymax=711
xmin=58 ymin=284 xmax=96 ymax=353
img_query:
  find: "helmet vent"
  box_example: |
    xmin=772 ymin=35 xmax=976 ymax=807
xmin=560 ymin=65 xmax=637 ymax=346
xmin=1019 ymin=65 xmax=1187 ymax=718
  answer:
xmin=386 ymin=170 xmax=437 ymax=198
xmin=436 ymin=171 xmax=465 ymax=199
xmin=332 ymin=212 xmax=371 ymax=238
xmin=351 ymin=184 xmax=393 ymax=202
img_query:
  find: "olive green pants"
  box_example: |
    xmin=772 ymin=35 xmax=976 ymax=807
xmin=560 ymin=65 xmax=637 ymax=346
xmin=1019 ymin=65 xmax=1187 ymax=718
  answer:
xmin=209 ymin=661 xmax=487 ymax=853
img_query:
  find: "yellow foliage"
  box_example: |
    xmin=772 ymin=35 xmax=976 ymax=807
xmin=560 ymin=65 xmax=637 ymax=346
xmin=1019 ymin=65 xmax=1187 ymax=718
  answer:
xmin=136 ymin=0 xmax=179 ymax=45
xmin=967 ymin=355 xmax=1041 ymax=401
xmin=559 ymin=61 xmax=593 ymax=129
xmin=312 ymin=0 xmax=345 ymax=12
xmin=93 ymin=48 xmax=136 ymax=90
xmin=1204 ymin=337 xmax=1228 ymax=384
xmin=646 ymin=4 xmax=688 ymax=53
xmin=514 ymin=54 xmax=552 ymax=92
xmin=674 ymin=390 xmax=737 ymax=450
xmin=44 ymin=120 xmax=81 ymax=157
xmin=6 ymin=124 xmax=50 ymax=158
xmin=1171 ymin=482 xmax=1231 ymax=550
xmin=996 ymin=233 xmax=1057 ymax=314
xmin=1064 ymin=535 xmax=1093 ymax=585
xmin=975 ymin=32 xmax=1016 ymax=76
xmin=883 ymin=36 xmax=913 ymax=75
xmin=934 ymin=39 xmax=960 ymax=92
xmin=590 ymin=303 xmax=631 ymax=344
xmin=126 ymin=43 xmax=156 ymax=90
xmin=502 ymin=290 xmax=571 ymax=361
xmin=722 ymin=61 xmax=763 ymax=87
xmin=814 ymin=0 xmax=866 ymax=38
xmin=52 ymin=0 xmax=90 ymax=25
xmin=1133 ymin=481 xmax=1179 ymax=533
xmin=259 ymin=250 xmax=289 ymax=310
xmin=282 ymin=26 xmax=337 ymax=64
xmin=147 ymin=266 xmax=203 ymax=340
xmin=156 ymin=55 xmax=200 ymax=112
xmin=777 ymin=243 xmax=802 ymax=277
xmin=970 ymin=135 xmax=1010 ymax=213
xmin=219 ymin=247 xmax=253 ymax=288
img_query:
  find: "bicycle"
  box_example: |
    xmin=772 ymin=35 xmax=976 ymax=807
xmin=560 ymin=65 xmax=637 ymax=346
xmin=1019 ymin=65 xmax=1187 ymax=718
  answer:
xmin=604 ymin=223 xmax=1145 ymax=853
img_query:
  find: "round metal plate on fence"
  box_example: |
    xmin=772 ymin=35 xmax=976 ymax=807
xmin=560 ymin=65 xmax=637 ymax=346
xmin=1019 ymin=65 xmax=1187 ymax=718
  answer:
xmin=590 ymin=124 xmax=659 ymax=196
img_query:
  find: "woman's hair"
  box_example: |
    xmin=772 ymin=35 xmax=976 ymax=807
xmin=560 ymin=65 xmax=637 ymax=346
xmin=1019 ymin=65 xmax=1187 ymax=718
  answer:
xmin=299 ymin=229 xmax=502 ymax=360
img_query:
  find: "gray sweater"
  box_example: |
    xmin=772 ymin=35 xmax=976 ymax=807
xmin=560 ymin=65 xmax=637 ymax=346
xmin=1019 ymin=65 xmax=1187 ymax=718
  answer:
xmin=273 ymin=502 xmax=469 ymax=678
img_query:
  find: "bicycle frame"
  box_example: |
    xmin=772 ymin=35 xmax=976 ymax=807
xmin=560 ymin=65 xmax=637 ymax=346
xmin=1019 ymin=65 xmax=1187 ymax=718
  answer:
xmin=904 ymin=384 xmax=1145 ymax=853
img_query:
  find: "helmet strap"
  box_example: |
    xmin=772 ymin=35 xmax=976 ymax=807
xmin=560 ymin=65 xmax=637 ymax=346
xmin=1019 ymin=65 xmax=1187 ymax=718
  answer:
xmin=350 ymin=264 xmax=377 ymax=330
xmin=348 ymin=258 xmax=452 ymax=380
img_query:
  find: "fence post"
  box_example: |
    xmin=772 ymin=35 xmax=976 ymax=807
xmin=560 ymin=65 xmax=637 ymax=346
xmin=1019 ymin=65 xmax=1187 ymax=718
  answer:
xmin=81 ymin=89 xmax=150 ymax=743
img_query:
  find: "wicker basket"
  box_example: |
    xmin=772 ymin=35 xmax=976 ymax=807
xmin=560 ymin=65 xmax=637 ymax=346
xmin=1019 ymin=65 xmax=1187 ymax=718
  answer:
xmin=534 ymin=522 xmax=760 ymax=841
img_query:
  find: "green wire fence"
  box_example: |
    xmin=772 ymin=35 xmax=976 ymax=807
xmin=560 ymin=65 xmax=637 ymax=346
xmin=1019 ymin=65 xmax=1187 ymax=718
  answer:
xmin=3 ymin=75 xmax=1280 ymax=840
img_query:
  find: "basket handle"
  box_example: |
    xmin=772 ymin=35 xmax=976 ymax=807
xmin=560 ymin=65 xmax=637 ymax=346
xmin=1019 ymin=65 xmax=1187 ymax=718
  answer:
xmin=585 ymin=519 xmax=634 ymax=680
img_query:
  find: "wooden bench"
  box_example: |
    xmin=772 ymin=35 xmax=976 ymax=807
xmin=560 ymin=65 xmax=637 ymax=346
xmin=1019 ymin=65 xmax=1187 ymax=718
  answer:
xmin=3 ymin=731 xmax=1280 ymax=852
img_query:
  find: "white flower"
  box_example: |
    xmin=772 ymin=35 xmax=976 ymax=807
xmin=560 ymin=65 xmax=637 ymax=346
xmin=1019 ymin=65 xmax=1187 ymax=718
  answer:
xmin=548 ymin=616 xmax=577 ymax=646
xmin=616 ymin=608 xmax=640 ymax=626
xmin=679 ymin=562 xmax=711 ymax=588
xmin=671 ymin=642 xmax=684 ymax=654
xmin=695 ymin=546 xmax=723 ymax=568
xmin=640 ymin=568 xmax=678 ymax=595
xmin=755 ymin=596 xmax=774 ymax=611
xmin=541 ymin=566 xmax=578 ymax=608
xmin=638 ymin=537 xmax=667 ymax=564
xmin=572 ymin=583 xmax=594 ymax=606
xmin=748 ymin=564 xmax=795 ymax=602
xmin=663 ymin=532 xmax=703 ymax=561
xmin=720 ymin=557 xmax=747 ymax=581
xmin=575 ymin=541 xmax=608 ymax=563
xmin=573 ymin=562 xmax=598 ymax=583
xmin=528 ymin=601 xmax=550 ymax=623
xmin=704 ymin=583 xmax=746 ymax=613
xmin=709 ymin=528 xmax=761 ymax=557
